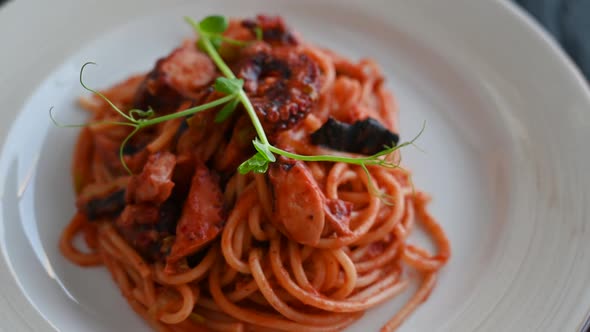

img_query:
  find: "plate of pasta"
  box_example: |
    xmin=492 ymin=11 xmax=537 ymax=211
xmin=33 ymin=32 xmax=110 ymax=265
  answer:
xmin=1 ymin=0 xmax=590 ymax=332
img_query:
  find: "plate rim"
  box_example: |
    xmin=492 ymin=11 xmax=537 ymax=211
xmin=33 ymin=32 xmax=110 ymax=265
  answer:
xmin=0 ymin=0 xmax=589 ymax=331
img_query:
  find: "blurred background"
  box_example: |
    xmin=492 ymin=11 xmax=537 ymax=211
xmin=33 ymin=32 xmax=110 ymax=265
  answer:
xmin=0 ymin=0 xmax=587 ymax=80
xmin=515 ymin=0 xmax=589 ymax=80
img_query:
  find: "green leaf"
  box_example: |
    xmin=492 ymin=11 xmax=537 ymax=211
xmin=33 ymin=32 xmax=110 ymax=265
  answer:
xmin=210 ymin=35 xmax=223 ymax=50
xmin=238 ymin=153 xmax=270 ymax=174
xmin=253 ymin=139 xmax=276 ymax=162
xmin=199 ymin=15 xmax=229 ymax=34
xmin=215 ymin=98 xmax=239 ymax=123
xmin=214 ymin=77 xmax=244 ymax=95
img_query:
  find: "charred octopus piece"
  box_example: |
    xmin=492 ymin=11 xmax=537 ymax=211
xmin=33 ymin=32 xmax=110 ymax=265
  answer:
xmin=76 ymin=177 xmax=130 ymax=221
xmin=134 ymin=41 xmax=216 ymax=113
xmin=234 ymin=43 xmax=321 ymax=134
xmin=311 ymin=117 xmax=400 ymax=155
xmin=79 ymin=190 xmax=126 ymax=221
xmin=110 ymin=152 xmax=178 ymax=261
xmin=242 ymin=15 xmax=299 ymax=46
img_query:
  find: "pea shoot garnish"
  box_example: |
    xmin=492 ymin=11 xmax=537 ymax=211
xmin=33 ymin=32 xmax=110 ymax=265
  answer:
xmin=50 ymin=62 xmax=240 ymax=174
xmin=50 ymin=15 xmax=422 ymax=184
xmin=185 ymin=15 xmax=421 ymax=175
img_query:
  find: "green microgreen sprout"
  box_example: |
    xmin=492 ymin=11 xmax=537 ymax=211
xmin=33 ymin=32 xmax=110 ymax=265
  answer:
xmin=51 ymin=15 xmax=425 ymax=203
xmin=187 ymin=15 xmax=425 ymax=177
xmin=187 ymin=15 xmax=249 ymax=51
xmin=50 ymin=62 xmax=241 ymax=174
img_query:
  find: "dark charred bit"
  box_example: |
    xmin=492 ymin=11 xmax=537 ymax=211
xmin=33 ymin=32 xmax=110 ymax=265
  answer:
xmin=121 ymin=134 xmax=153 ymax=156
xmin=242 ymin=15 xmax=299 ymax=46
xmin=116 ymin=223 xmax=162 ymax=263
xmin=157 ymin=197 xmax=183 ymax=234
xmin=133 ymin=229 xmax=160 ymax=259
xmin=114 ymin=196 xmax=183 ymax=263
xmin=114 ymin=194 xmax=183 ymax=263
xmin=121 ymin=126 xmax=161 ymax=159
xmin=174 ymin=118 xmax=189 ymax=140
xmin=278 ymin=158 xmax=296 ymax=172
xmin=186 ymin=245 xmax=210 ymax=268
xmin=81 ymin=190 xmax=126 ymax=221
xmin=266 ymin=157 xmax=296 ymax=180
xmin=310 ymin=117 xmax=400 ymax=155
xmin=133 ymin=63 xmax=182 ymax=114
xmin=234 ymin=45 xmax=321 ymax=134
xmin=122 ymin=143 xmax=141 ymax=156
xmin=169 ymin=117 xmax=190 ymax=155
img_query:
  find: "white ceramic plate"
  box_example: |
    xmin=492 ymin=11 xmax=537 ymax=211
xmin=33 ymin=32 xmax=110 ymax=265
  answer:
xmin=1 ymin=0 xmax=589 ymax=331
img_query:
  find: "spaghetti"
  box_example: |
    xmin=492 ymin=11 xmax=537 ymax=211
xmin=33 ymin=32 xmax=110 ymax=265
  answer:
xmin=60 ymin=14 xmax=450 ymax=332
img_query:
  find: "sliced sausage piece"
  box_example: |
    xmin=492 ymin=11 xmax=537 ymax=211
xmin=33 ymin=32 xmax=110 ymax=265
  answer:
xmin=166 ymin=163 xmax=225 ymax=267
xmin=268 ymin=160 xmax=325 ymax=246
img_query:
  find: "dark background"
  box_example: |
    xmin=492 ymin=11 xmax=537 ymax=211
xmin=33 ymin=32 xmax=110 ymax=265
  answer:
xmin=515 ymin=0 xmax=590 ymax=79
xmin=0 ymin=0 xmax=587 ymax=80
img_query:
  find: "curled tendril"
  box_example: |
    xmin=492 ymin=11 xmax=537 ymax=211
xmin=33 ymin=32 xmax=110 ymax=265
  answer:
xmin=119 ymin=126 xmax=142 ymax=174
xmin=51 ymin=61 xmax=240 ymax=174
xmin=360 ymin=164 xmax=396 ymax=206
xmin=49 ymin=106 xmax=136 ymax=128
xmin=78 ymin=62 xmax=134 ymax=122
